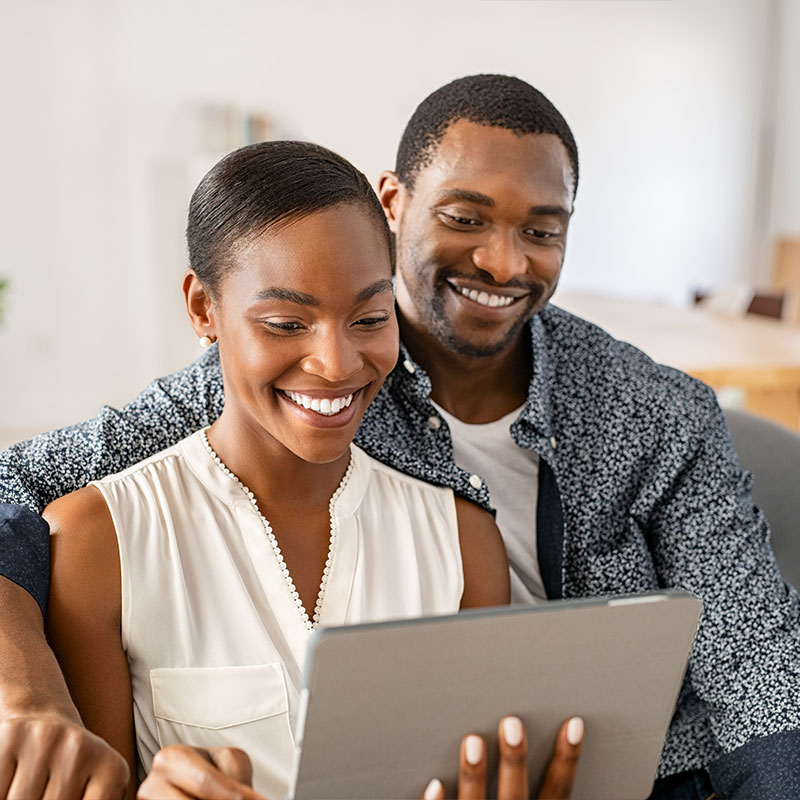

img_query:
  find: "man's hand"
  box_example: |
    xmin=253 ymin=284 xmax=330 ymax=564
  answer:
xmin=137 ymin=745 xmax=267 ymax=800
xmin=0 ymin=714 xmax=129 ymax=800
xmin=422 ymin=715 xmax=584 ymax=799
xmin=0 ymin=577 xmax=130 ymax=799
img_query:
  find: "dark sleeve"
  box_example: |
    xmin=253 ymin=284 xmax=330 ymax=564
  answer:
xmin=647 ymin=386 xmax=800 ymax=797
xmin=0 ymin=504 xmax=50 ymax=615
xmin=0 ymin=347 xmax=224 ymax=512
xmin=708 ymin=729 xmax=800 ymax=799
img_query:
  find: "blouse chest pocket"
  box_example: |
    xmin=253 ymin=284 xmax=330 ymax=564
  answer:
xmin=149 ymin=663 xmax=295 ymax=796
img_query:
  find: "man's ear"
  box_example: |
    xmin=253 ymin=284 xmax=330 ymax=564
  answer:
xmin=377 ymin=170 xmax=403 ymax=233
xmin=183 ymin=270 xmax=216 ymax=341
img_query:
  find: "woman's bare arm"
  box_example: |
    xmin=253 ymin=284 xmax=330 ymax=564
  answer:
xmin=455 ymin=497 xmax=510 ymax=609
xmin=44 ymin=488 xmax=138 ymax=800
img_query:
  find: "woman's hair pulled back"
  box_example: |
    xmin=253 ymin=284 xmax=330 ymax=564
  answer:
xmin=187 ymin=140 xmax=389 ymax=295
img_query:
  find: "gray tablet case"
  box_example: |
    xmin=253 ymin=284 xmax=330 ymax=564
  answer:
xmin=288 ymin=591 xmax=702 ymax=800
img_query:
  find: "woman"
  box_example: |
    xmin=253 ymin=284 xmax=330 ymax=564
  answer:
xmin=43 ymin=141 xmax=579 ymax=800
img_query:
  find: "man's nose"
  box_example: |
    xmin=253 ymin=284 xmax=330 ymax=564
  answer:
xmin=471 ymin=229 xmax=529 ymax=284
xmin=300 ymin=329 xmax=364 ymax=382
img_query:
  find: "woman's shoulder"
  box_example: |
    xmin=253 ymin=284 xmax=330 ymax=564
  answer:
xmin=352 ymin=444 xmax=454 ymax=499
xmin=44 ymin=483 xmax=113 ymax=540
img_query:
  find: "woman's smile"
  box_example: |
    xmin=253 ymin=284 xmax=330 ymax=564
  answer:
xmin=282 ymin=388 xmax=357 ymax=416
xmin=276 ymin=386 xmax=366 ymax=429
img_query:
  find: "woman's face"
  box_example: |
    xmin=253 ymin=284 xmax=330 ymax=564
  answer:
xmin=204 ymin=203 xmax=398 ymax=465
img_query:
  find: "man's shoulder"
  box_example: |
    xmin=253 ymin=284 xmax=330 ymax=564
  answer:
xmin=142 ymin=346 xmax=224 ymax=408
xmin=93 ymin=434 xmax=189 ymax=487
xmin=541 ymin=303 xmax=711 ymax=395
xmin=538 ymin=303 xmax=720 ymax=433
xmin=354 ymin=443 xmax=454 ymax=498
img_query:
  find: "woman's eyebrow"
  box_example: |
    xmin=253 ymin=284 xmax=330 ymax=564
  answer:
xmin=251 ymin=280 xmax=392 ymax=307
xmin=355 ymin=279 xmax=394 ymax=304
xmin=252 ymin=288 xmax=319 ymax=306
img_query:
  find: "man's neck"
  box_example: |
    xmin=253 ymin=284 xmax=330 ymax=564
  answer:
xmin=398 ymin=313 xmax=532 ymax=424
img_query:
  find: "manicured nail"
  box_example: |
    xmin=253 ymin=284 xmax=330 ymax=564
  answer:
xmin=502 ymin=715 xmax=524 ymax=747
xmin=424 ymin=778 xmax=443 ymax=800
xmin=566 ymin=716 xmax=584 ymax=745
xmin=465 ymin=734 xmax=483 ymax=765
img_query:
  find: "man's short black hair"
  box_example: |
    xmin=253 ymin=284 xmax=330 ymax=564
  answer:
xmin=395 ymin=74 xmax=579 ymax=196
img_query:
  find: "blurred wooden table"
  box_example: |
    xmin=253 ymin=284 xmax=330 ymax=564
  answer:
xmin=554 ymin=291 xmax=800 ymax=431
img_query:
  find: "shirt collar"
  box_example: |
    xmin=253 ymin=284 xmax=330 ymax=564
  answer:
xmin=392 ymin=307 xmax=557 ymax=438
xmin=521 ymin=310 xmax=556 ymax=439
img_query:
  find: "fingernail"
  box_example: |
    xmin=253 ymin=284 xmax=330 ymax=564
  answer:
xmin=502 ymin=715 xmax=524 ymax=747
xmin=464 ymin=734 xmax=483 ymax=765
xmin=424 ymin=778 xmax=443 ymax=800
xmin=566 ymin=716 xmax=584 ymax=745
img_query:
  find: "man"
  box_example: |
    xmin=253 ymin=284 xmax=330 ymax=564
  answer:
xmin=1 ymin=74 xmax=799 ymax=799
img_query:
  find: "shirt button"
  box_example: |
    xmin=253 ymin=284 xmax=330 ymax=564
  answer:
xmin=550 ymin=436 xmax=558 ymax=449
xmin=468 ymin=474 xmax=483 ymax=490
xmin=403 ymin=359 xmax=416 ymax=374
xmin=428 ymin=415 xmax=441 ymax=430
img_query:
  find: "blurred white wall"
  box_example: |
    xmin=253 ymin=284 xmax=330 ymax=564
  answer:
xmin=0 ymin=0 xmax=797 ymax=437
xmin=770 ymin=0 xmax=800 ymax=244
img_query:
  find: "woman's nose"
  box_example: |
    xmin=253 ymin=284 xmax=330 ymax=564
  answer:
xmin=300 ymin=330 xmax=364 ymax=382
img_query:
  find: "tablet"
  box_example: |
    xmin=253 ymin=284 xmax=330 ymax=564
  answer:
xmin=288 ymin=590 xmax=702 ymax=800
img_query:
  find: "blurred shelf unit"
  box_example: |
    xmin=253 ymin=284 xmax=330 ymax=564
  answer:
xmin=773 ymin=238 xmax=800 ymax=324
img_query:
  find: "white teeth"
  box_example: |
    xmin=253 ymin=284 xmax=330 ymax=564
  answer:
xmin=286 ymin=391 xmax=354 ymax=416
xmin=458 ymin=286 xmax=516 ymax=308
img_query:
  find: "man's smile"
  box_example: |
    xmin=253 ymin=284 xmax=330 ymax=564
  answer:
xmin=445 ymin=278 xmax=532 ymax=310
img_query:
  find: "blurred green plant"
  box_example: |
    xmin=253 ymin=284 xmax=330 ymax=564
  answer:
xmin=0 ymin=278 xmax=7 ymax=326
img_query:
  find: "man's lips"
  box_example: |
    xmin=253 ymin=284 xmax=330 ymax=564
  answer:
xmin=445 ymin=278 xmax=532 ymax=309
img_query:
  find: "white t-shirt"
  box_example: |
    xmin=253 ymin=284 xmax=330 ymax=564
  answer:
xmin=433 ymin=403 xmax=545 ymax=603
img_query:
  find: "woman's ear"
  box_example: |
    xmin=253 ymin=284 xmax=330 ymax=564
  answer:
xmin=377 ymin=171 xmax=404 ymax=234
xmin=183 ymin=270 xmax=216 ymax=343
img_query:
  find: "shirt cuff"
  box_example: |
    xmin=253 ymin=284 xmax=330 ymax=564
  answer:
xmin=0 ymin=503 xmax=50 ymax=616
xmin=708 ymin=729 xmax=800 ymax=799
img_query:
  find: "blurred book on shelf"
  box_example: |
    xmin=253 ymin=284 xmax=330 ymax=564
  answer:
xmin=193 ymin=103 xmax=278 ymax=154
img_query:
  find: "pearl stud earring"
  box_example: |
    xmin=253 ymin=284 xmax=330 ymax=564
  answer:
xmin=199 ymin=335 xmax=214 ymax=348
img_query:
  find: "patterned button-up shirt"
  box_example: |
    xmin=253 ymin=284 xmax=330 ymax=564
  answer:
xmin=2 ymin=303 xmax=800 ymax=798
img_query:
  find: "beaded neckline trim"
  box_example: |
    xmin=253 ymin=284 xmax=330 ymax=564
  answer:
xmin=199 ymin=429 xmax=353 ymax=632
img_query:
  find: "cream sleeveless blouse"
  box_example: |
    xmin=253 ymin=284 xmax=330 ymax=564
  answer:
xmin=92 ymin=430 xmax=463 ymax=798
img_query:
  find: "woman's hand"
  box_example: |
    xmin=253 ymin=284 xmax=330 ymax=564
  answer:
xmin=137 ymin=745 xmax=267 ymax=800
xmin=422 ymin=715 xmax=584 ymax=800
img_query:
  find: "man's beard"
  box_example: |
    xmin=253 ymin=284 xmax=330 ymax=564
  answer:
xmin=419 ymin=276 xmax=542 ymax=359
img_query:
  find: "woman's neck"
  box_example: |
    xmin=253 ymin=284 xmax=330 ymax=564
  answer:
xmin=206 ymin=409 xmax=352 ymax=514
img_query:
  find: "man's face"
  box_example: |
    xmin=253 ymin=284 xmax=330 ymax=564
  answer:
xmin=382 ymin=120 xmax=575 ymax=359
